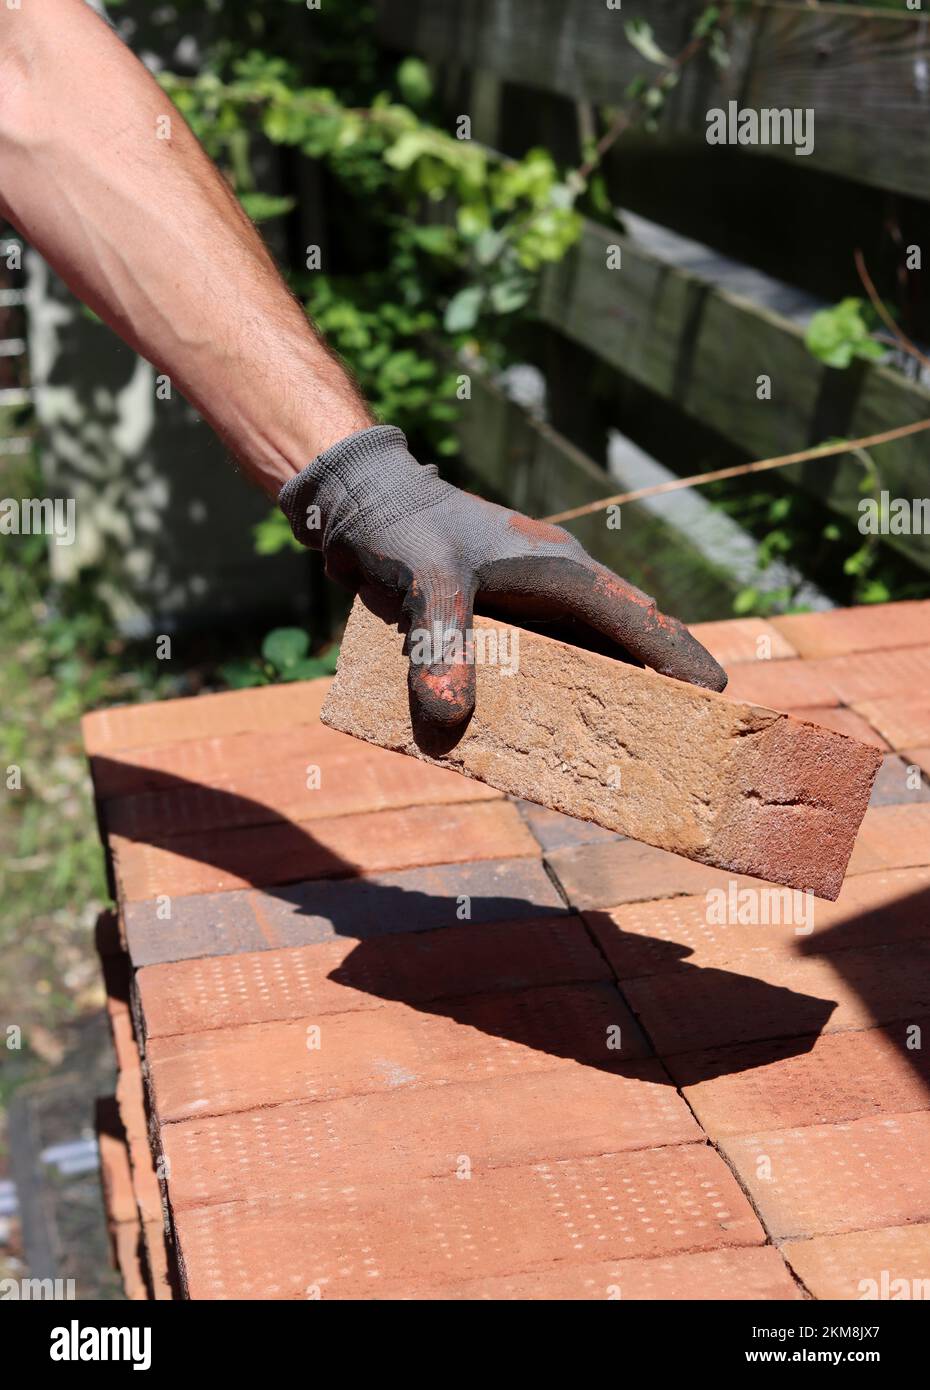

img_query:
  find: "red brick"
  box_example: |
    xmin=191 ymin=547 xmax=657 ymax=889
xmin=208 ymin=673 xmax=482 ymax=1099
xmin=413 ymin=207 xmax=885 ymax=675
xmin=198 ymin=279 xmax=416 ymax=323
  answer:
xmin=620 ymin=943 xmax=930 ymax=1054
xmin=173 ymin=1144 xmax=764 ymax=1298
xmin=847 ymin=805 xmax=930 ymax=874
xmin=96 ymin=1098 xmax=138 ymax=1228
xmin=688 ymin=618 xmax=796 ymax=665
xmin=783 ymin=705 xmax=888 ymax=751
xmin=142 ymin=1220 xmax=173 ymax=1301
xmin=721 ymin=1112 xmax=930 ymax=1239
xmin=783 ymin=1225 xmax=930 ymax=1300
xmin=772 ymin=602 xmax=930 ymax=661
xmin=547 ymin=839 xmax=763 ymax=911
xmin=668 ymin=1023 xmax=930 ymax=1137
xmin=324 ymin=601 xmax=881 ymax=900
xmin=718 ymin=659 xmax=840 ymax=709
xmin=110 ymin=799 xmax=538 ymax=902
xmin=814 ymin=645 xmax=930 ymax=705
xmin=146 ymin=984 xmax=651 ymax=1124
xmin=361 ymin=1246 xmax=801 ymax=1300
xmin=123 ymin=856 xmax=568 ymax=968
xmin=585 ymin=867 xmax=930 ymax=981
xmin=853 ymin=696 xmax=930 ymax=750
xmin=137 ymin=916 xmax=610 ymax=1040
xmin=111 ymin=1219 xmax=148 ymax=1302
xmin=82 ymin=679 xmax=331 ymax=755
xmin=161 ymin=1064 xmax=701 ymax=1210
xmin=96 ymin=729 xmax=500 ymax=834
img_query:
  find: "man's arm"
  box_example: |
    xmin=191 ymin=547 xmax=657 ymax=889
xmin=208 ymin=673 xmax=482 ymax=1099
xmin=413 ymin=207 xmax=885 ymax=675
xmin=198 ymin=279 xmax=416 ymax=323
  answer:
xmin=0 ymin=0 xmax=372 ymax=496
xmin=0 ymin=0 xmax=727 ymax=725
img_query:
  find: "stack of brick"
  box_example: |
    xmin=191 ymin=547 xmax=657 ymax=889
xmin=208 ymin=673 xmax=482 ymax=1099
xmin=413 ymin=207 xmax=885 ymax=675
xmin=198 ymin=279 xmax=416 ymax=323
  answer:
xmin=95 ymin=913 xmax=174 ymax=1300
xmin=84 ymin=600 xmax=930 ymax=1299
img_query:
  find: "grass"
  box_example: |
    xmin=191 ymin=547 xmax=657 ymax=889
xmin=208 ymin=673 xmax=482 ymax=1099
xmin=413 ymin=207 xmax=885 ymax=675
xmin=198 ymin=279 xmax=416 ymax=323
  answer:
xmin=0 ymin=456 xmax=171 ymax=1116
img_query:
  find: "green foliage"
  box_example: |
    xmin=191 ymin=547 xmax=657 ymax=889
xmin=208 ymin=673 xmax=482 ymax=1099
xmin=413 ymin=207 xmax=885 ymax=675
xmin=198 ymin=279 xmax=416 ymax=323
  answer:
xmin=625 ymin=20 xmax=671 ymax=68
xmin=219 ymin=628 xmax=339 ymax=688
xmin=805 ymin=298 xmax=886 ymax=369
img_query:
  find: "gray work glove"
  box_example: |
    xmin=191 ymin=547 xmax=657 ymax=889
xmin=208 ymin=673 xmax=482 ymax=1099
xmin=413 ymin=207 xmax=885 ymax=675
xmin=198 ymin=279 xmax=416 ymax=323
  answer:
xmin=279 ymin=424 xmax=727 ymax=728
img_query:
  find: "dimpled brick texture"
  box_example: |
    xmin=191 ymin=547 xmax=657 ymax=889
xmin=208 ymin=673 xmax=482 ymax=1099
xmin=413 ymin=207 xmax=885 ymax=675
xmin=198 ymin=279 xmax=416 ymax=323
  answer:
xmin=173 ymin=1145 xmax=765 ymax=1299
xmin=322 ymin=599 xmax=882 ymax=900
xmin=721 ymin=1112 xmax=930 ymax=1239
xmin=85 ymin=602 xmax=930 ymax=1300
xmin=783 ymin=1226 xmax=930 ymax=1300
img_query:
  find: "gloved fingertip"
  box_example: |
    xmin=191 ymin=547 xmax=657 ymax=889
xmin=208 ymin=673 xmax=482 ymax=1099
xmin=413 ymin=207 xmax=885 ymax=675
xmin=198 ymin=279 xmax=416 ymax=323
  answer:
xmin=408 ymin=662 xmax=476 ymax=729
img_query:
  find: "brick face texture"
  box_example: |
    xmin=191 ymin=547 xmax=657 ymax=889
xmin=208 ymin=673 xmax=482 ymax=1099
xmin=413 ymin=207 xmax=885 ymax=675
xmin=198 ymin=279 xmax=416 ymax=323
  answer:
xmin=322 ymin=599 xmax=882 ymax=900
xmin=85 ymin=601 xmax=930 ymax=1300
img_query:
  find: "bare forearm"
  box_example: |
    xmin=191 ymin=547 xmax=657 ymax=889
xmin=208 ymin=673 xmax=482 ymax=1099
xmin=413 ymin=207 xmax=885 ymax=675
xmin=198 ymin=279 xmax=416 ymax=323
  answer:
xmin=0 ymin=0 xmax=372 ymax=494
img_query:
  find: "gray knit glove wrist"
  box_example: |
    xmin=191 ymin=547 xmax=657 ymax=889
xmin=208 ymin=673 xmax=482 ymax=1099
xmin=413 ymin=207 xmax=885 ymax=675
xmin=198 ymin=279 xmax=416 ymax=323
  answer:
xmin=279 ymin=424 xmax=727 ymax=729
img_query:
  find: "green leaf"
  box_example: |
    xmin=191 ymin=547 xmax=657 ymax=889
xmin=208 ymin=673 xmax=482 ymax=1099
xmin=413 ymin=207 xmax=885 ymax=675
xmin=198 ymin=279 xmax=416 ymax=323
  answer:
xmin=625 ymin=19 xmax=671 ymax=66
xmin=253 ymin=510 xmax=302 ymax=555
xmin=219 ymin=661 xmax=269 ymax=690
xmin=279 ymin=649 xmax=340 ymax=681
xmin=261 ymin=627 xmax=310 ymax=671
xmin=805 ymin=298 xmax=885 ymax=369
xmin=239 ymin=192 xmax=296 ymax=223
xmin=488 ymin=275 xmax=532 ymax=314
xmin=396 ymin=57 xmax=433 ymax=109
xmin=443 ymin=285 xmax=485 ymax=333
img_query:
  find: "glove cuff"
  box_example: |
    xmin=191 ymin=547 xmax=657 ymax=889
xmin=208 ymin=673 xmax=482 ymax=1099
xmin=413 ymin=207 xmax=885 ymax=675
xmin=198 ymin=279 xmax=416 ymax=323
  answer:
xmin=278 ymin=424 xmax=438 ymax=550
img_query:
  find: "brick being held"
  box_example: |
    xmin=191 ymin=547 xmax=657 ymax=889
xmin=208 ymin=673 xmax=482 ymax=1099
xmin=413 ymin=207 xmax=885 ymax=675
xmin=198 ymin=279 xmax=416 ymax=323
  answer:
xmin=322 ymin=599 xmax=882 ymax=901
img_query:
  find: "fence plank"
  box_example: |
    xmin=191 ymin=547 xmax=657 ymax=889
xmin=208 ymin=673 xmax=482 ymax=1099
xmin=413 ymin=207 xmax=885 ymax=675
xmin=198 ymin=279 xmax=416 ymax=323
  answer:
xmin=378 ymin=0 xmax=930 ymax=199
xmin=443 ymin=352 xmax=757 ymax=620
xmin=535 ymin=216 xmax=930 ymax=570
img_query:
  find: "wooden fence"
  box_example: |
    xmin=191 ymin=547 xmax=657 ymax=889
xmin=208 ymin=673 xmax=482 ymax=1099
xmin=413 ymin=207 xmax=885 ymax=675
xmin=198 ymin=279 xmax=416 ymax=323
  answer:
xmin=378 ymin=0 xmax=930 ymax=582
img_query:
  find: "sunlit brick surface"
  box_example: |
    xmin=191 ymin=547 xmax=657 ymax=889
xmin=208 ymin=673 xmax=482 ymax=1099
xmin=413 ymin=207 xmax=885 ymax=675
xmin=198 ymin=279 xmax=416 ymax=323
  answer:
xmin=86 ymin=603 xmax=930 ymax=1298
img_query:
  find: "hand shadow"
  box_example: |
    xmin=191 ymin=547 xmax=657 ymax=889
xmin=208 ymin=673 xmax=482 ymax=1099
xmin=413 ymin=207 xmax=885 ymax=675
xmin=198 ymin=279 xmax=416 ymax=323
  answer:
xmin=93 ymin=752 xmax=842 ymax=1083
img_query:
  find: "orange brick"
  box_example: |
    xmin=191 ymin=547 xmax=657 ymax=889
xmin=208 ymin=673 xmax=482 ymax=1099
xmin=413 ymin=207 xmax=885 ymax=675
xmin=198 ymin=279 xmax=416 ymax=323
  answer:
xmin=719 ymin=659 xmax=840 ymax=710
xmin=783 ymin=1225 xmax=930 ymax=1300
xmin=847 ymin=805 xmax=930 ymax=874
xmin=82 ymin=679 xmax=331 ymax=755
xmin=669 ymin=1023 xmax=930 ymax=1137
xmin=111 ymin=799 xmax=537 ymax=901
xmin=96 ymin=1098 xmax=138 ymax=1227
xmin=688 ymin=618 xmax=796 ymax=665
xmin=853 ymin=696 xmax=930 ymax=750
xmin=142 ymin=1219 xmax=173 ymax=1301
xmin=111 ymin=1219 xmax=148 ymax=1302
xmin=162 ymin=1064 xmax=700 ymax=1211
xmin=146 ymin=984 xmax=651 ymax=1124
xmin=772 ymin=602 xmax=930 ymax=660
xmin=620 ymin=943 xmax=930 ymax=1054
xmin=585 ymin=867 xmax=930 ymax=980
xmin=721 ymin=1112 xmax=930 ymax=1239
xmin=96 ymin=728 xmax=500 ymax=833
xmin=814 ymin=645 xmax=930 ymax=705
xmin=783 ymin=705 xmax=888 ymax=751
xmin=173 ymin=1145 xmax=764 ymax=1298
xmin=346 ymin=1246 xmax=803 ymax=1300
xmin=137 ymin=917 xmax=610 ymax=1040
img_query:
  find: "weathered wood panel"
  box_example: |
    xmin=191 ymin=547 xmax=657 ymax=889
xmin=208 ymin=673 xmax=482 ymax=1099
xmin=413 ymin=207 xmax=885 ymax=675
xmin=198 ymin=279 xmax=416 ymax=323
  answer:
xmin=536 ymin=217 xmax=930 ymax=570
xmin=443 ymin=350 xmax=749 ymax=620
xmin=378 ymin=0 xmax=930 ymax=199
